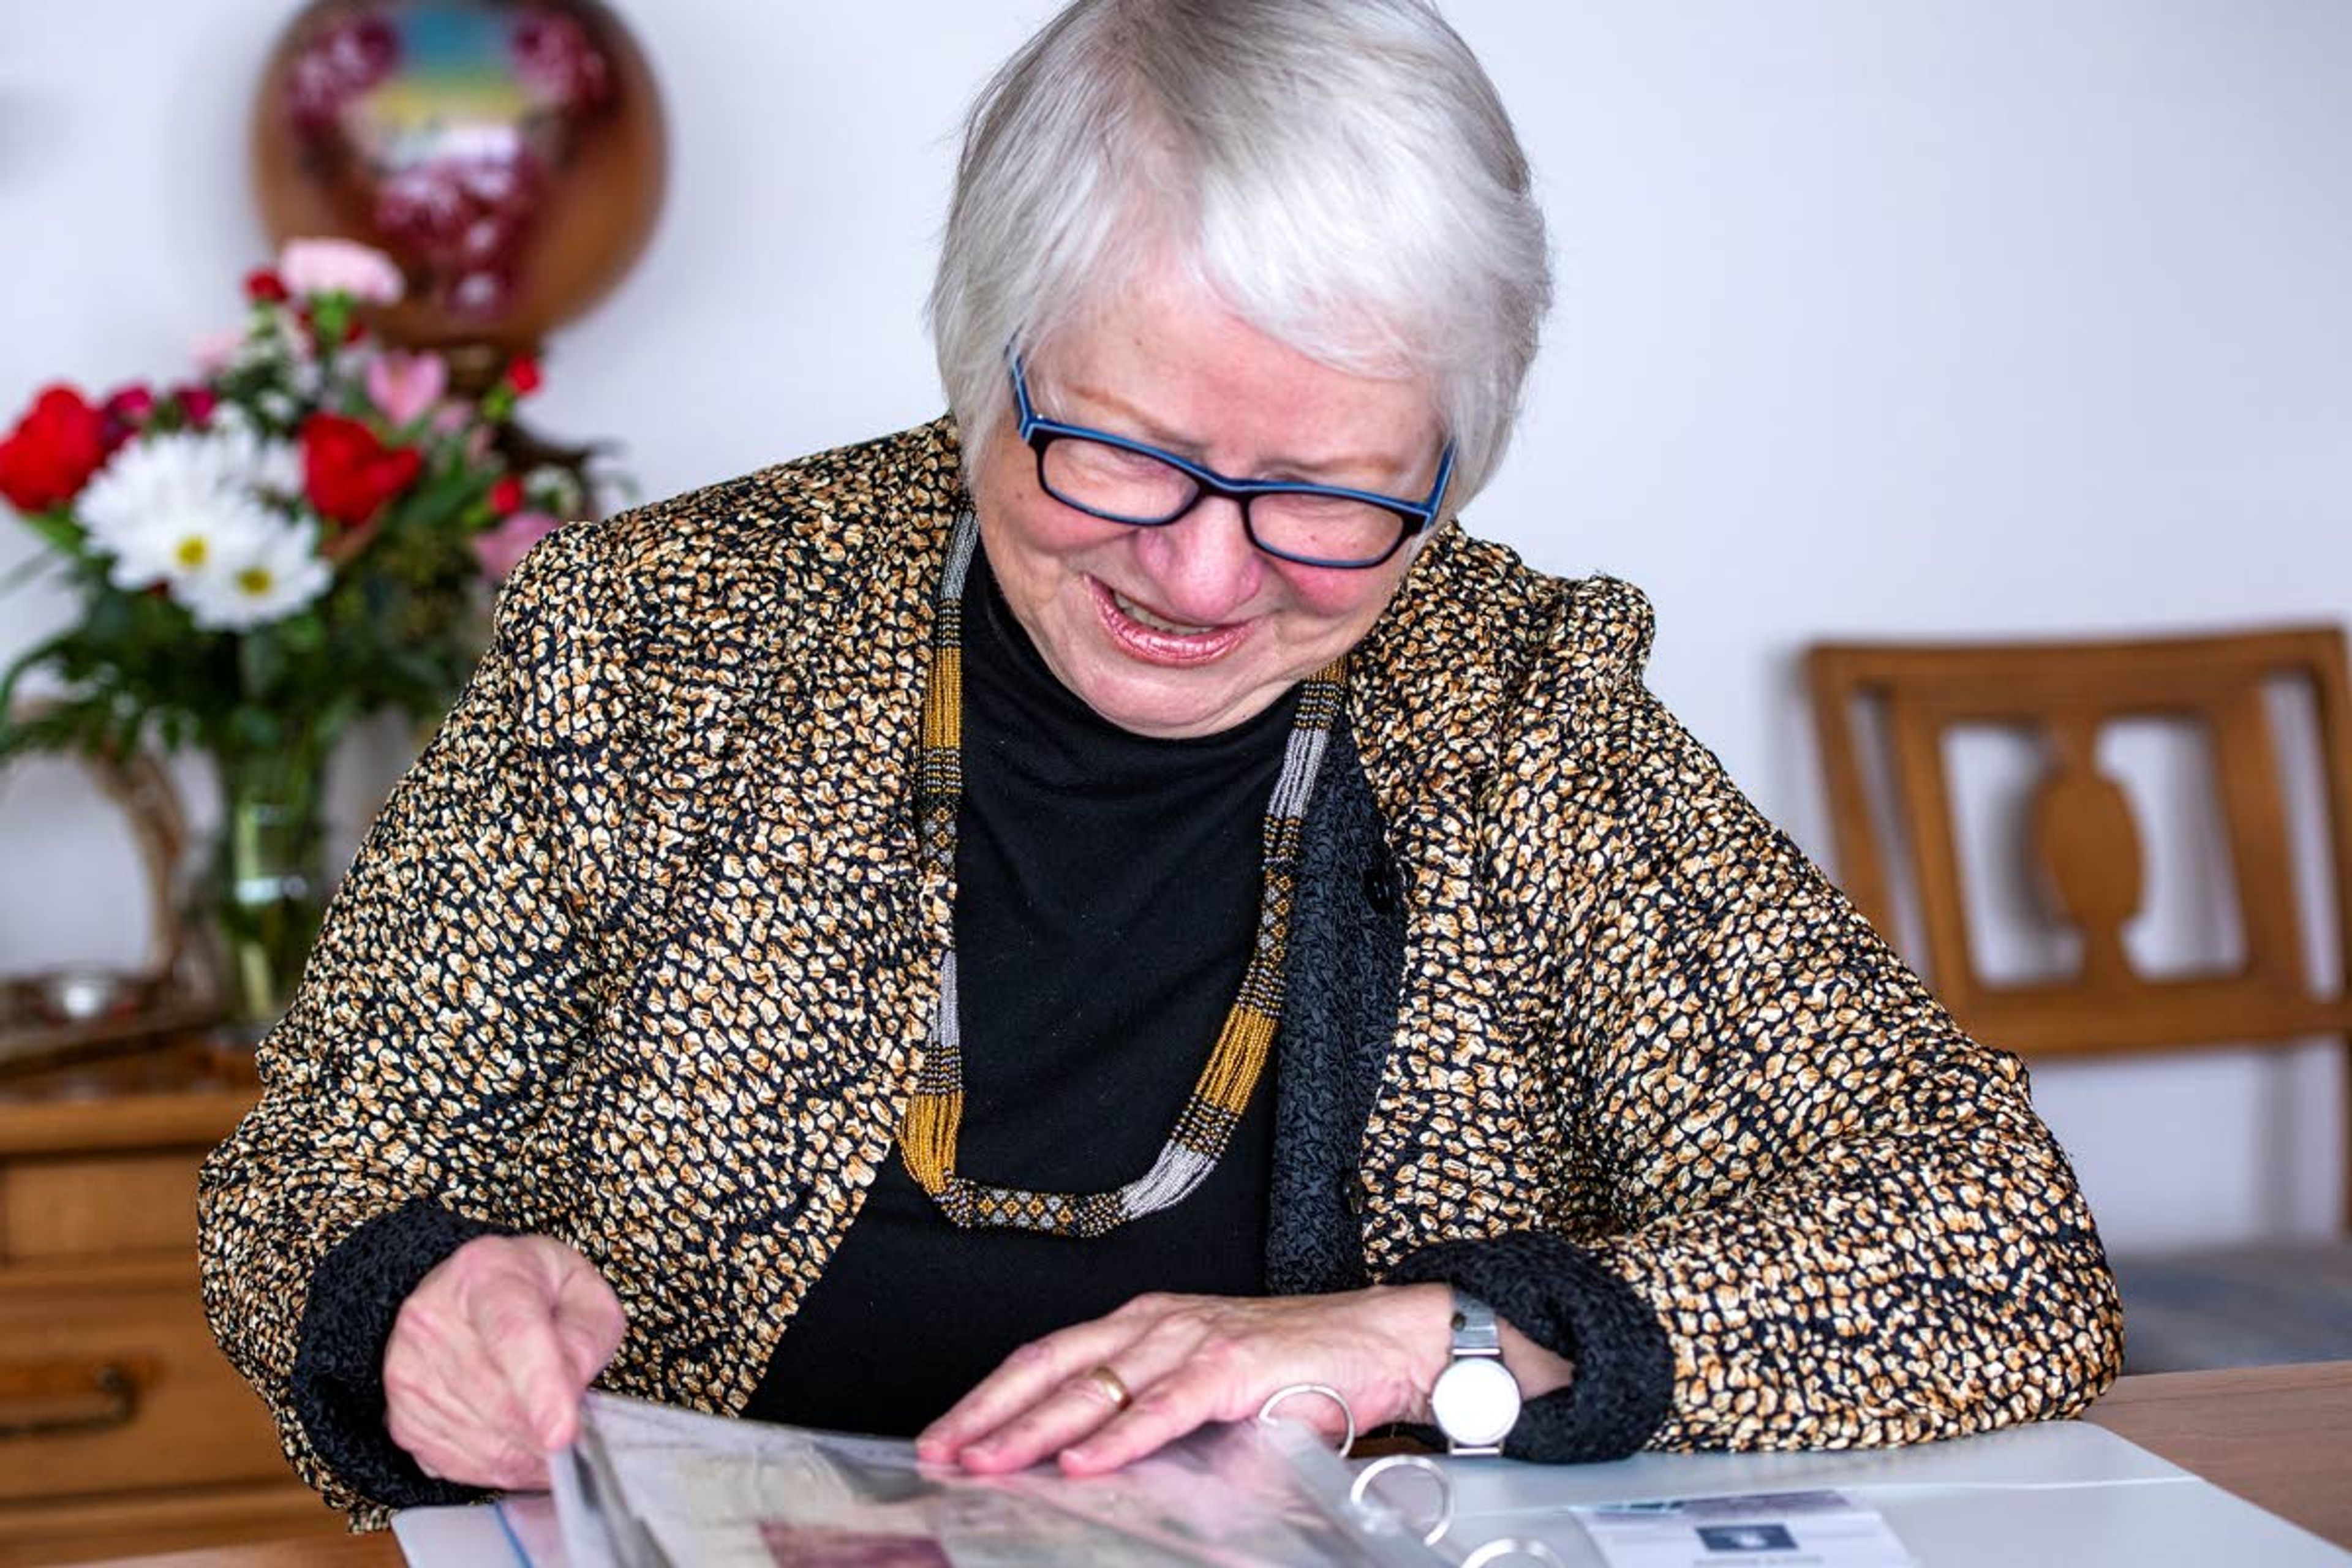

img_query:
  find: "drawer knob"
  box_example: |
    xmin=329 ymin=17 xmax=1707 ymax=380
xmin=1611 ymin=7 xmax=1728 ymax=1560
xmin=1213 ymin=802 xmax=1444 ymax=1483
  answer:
xmin=0 ymin=1357 xmax=145 ymax=1439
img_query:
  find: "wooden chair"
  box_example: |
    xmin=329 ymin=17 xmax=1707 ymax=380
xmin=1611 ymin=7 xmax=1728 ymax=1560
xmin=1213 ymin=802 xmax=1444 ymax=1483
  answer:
xmin=1806 ymin=625 xmax=2352 ymax=1371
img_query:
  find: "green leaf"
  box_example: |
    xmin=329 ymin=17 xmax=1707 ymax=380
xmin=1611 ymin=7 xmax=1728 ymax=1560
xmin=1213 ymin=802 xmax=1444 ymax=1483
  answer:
xmin=16 ymin=507 xmax=91 ymax=557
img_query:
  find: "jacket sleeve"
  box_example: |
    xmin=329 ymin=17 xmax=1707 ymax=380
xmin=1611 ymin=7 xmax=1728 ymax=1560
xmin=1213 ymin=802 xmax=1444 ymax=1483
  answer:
xmin=198 ymin=522 xmax=623 ymax=1522
xmin=1451 ymin=577 xmax=2123 ymax=1456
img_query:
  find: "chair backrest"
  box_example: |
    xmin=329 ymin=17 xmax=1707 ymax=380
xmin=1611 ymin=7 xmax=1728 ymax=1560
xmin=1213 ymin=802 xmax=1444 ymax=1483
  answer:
xmin=1805 ymin=626 xmax=2352 ymax=1224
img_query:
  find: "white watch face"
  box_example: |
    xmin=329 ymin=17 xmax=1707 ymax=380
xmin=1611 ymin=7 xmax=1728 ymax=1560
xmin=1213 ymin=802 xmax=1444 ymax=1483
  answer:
xmin=1431 ymin=1354 xmax=1521 ymax=1447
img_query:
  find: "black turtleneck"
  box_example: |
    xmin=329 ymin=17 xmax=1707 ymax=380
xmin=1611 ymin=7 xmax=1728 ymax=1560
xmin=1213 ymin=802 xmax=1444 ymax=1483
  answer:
xmin=747 ymin=545 xmax=1294 ymax=1436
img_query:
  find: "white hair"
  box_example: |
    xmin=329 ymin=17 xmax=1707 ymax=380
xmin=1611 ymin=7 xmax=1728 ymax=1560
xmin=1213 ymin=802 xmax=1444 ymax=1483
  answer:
xmin=929 ymin=0 xmax=1551 ymax=511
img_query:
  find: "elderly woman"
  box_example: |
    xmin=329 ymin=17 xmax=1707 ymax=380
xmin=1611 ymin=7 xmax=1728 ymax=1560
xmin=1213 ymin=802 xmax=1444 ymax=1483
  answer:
xmin=200 ymin=0 xmax=2122 ymax=1526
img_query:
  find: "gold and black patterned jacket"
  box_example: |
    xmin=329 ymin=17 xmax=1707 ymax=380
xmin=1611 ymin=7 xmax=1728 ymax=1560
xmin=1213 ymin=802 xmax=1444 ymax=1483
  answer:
xmin=199 ymin=420 xmax=2123 ymax=1521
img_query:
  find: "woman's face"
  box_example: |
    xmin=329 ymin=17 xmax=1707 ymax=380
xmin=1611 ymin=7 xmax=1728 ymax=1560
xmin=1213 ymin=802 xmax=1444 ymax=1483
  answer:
xmin=970 ymin=263 xmax=1444 ymax=739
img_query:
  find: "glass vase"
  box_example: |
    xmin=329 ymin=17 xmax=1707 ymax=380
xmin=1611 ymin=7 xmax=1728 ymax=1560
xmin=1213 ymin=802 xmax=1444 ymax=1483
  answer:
xmin=206 ymin=741 xmax=332 ymax=1044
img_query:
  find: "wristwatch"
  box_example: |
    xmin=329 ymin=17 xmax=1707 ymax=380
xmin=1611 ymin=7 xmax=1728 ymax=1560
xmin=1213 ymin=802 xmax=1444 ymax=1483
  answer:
xmin=1428 ymin=1289 xmax=1522 ymax=1455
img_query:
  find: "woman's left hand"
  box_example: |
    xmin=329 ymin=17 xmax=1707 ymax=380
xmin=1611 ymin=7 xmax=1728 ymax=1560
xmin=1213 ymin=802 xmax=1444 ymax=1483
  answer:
xmin=914 ymin=1284 xmax=1453 ymax=1476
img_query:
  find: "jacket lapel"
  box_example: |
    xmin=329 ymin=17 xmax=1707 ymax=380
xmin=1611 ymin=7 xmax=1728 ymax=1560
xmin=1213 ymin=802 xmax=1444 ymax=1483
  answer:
xmin=1343 ymin=526 xmax=1558 ymax=1271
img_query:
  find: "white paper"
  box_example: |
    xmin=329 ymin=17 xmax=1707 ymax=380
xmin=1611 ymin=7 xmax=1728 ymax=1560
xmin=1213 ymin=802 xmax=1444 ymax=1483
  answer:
xmin=1572 ymin=1489 xmax=1917 ymax=1568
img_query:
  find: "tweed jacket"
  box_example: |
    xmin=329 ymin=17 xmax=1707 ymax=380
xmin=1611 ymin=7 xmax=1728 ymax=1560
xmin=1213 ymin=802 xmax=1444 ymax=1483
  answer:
xmin=199 ymin=420 xmax=2123 ymax=1520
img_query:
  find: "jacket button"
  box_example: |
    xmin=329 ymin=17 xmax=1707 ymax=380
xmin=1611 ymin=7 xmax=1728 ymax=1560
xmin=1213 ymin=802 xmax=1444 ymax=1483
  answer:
xmin=1344 ymin=1175 xmax=1368 ymax=1216
xmin=1362 ymin=862 xmax=1398 ymax=914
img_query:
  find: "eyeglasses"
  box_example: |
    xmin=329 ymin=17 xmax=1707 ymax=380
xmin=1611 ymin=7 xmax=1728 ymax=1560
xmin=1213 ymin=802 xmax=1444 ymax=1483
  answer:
xmin=1007 ymin=353 xmax=1453 ymax=570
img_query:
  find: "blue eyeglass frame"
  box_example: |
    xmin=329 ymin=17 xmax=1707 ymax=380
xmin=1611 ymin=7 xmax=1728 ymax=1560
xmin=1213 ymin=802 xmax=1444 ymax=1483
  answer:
xmin=1007 ymin=353 xmax=1454 ymax=570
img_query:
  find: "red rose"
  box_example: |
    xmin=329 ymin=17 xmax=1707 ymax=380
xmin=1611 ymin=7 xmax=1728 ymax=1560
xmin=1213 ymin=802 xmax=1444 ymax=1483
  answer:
xmin=300 ymin=412 xmax=423 ymax=527
xmin=100 ymin=383 xmax=156 ymax=451
xmin=103 ymin=384 xmax=156 ymax=423
xmin=488 ymin=474 xmax=526 ymax=515
xmin=172 ymin=385 xmax=220 ymax=428
xmin=0 ymin=385 xmax=108 ymax=511
xmin=504 ymin=355 xmax=542 ymax=396
xmin=245 ymin=268 xmax=289 ymax=304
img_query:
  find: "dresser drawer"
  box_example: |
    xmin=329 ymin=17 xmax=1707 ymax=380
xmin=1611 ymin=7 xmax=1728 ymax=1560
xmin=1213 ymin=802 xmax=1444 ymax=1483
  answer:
xmin=0 ymin=1261 xmax=295 ymax=1501
xmin=0 ymin=1148 xmax=202 ymax=1262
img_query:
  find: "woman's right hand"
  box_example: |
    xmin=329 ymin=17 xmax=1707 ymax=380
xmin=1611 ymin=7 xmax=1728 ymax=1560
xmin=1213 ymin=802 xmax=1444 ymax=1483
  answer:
xmin=382 ymin=1232 xmax=628 ymax=1490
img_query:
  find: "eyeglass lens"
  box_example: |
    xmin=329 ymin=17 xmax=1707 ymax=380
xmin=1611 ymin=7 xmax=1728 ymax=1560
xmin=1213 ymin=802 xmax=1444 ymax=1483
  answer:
xmin=1039 ymin=435 xmax=1410 ymax=567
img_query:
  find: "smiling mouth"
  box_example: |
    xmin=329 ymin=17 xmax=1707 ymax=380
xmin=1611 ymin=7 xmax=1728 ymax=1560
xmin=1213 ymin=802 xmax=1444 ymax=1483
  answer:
xmin=1090 ymin=579 xmax=1250 ymax=667
xmin=1110 ymin=588 xmax=1218 ymax=636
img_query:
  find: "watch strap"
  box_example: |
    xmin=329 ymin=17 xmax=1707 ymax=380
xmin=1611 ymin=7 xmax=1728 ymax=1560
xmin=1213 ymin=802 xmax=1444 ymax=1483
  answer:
xmin=1450 ymin=1289 xmax=1502 ymax=1356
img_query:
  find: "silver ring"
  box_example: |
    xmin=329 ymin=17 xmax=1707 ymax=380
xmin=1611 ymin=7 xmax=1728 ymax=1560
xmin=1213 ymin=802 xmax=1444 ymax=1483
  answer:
xmin=1348 ymin=1453 xmax=1453 ymax=1546
xmin=1254 ymin=1382 xmax=1356 ymax=1455
xmin=1461 ymin=1538 xmax=1568 ymax=1568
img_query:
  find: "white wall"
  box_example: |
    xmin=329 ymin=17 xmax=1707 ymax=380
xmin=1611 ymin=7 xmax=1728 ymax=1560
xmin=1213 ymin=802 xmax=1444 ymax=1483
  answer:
xmin=3 ymin=2 xmax=2346 ymax=1251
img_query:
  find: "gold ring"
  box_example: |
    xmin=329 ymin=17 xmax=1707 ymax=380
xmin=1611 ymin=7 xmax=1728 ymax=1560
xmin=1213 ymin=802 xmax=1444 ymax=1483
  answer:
xmin=1082 ymin=1364 xmax=1133 ymax=1410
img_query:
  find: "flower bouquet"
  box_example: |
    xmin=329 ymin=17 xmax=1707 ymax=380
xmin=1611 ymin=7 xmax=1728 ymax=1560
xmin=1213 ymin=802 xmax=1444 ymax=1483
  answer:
xmin=0 ymin=236 xmax=605 ymax=1037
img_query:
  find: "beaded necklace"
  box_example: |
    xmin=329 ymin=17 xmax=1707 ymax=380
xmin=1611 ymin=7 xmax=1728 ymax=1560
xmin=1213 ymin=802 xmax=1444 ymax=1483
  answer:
xmin=897 ymin=514 xmax=1344 ymax=1236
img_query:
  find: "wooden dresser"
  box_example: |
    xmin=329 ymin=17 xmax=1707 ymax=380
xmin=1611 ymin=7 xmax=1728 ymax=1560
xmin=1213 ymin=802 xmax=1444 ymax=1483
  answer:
xmin=0 ymin=1041 xmax=349 ymax=1566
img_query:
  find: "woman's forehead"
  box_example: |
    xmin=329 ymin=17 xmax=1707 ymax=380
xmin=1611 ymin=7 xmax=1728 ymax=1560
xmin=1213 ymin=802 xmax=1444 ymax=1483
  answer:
xmin=1029 ymin=263 xmax=1441 ymax=468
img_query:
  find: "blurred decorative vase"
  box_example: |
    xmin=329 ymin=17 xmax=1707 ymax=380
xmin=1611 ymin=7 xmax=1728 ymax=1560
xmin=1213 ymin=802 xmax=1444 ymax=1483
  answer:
xmin=251 ymin=0 xmax=665 ymax=364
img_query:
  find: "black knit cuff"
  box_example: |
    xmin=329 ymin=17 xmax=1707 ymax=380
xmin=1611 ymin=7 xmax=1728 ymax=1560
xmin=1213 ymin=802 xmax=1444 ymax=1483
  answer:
xmin=1386 ymin=1229 xmax=1675 ymax=1463
xmin=290 ymin=1198 xmax=513 ymax=1510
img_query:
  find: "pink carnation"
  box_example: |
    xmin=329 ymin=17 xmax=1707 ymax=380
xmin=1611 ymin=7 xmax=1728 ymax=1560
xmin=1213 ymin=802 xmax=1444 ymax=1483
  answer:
xmin=278 ymin=236 xmax=405 ymax=305
xmin=472 ymin=509 xmax=562 ymax=581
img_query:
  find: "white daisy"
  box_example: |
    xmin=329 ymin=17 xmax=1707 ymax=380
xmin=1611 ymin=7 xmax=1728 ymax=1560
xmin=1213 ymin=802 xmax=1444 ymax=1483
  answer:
xmin=77 ymin=428 xmax=303 ymax=593
xmin=180 ymin=515 xmax=333 ymax=631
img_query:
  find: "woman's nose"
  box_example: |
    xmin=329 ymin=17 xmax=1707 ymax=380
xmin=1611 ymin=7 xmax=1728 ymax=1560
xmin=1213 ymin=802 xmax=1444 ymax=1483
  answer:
xmin=1128 ymin=494 xmax=1264 ymax=621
